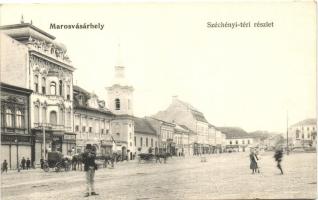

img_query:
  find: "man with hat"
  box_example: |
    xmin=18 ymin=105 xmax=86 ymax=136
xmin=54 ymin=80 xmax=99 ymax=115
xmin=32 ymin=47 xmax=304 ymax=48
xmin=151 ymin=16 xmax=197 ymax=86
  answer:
xmin=83 ymin=144 xmax=98 ymax=197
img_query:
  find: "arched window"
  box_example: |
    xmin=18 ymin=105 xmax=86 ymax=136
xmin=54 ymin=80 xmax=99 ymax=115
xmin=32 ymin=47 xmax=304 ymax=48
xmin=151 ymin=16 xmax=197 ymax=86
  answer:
xmin=59 ymin=80 xmax=63 ymax=96
xmin=59 ymin=108 xmax=65 ymax=126
xmin=16 ymin=109 xmax=24 ymax=128
xmin=66 ymin=85 xmax=71 ymax=100
xmin=41 ymin=77 xmax=46 ymax=94
xmin=50 ymin=82 xmax=56 ymax=95
xmin=115 ymin=98 xmax=120 ymax=110
xmin=50 ymin=111 xmax=57 ymax=125
xmin=5 ymin=109 xmax=13 ymax=127
xmin=230 ymin=141 xmax=232 ymax=145
xmin=34 ymin=106 xmax=39 ymax=124
xmin=42 ymin=107 xmax=47 ymax=123
xmin=235 ymin=140 xmax=238 ymax=145
xmin=34 ymin=75 xmax=39 ymax=92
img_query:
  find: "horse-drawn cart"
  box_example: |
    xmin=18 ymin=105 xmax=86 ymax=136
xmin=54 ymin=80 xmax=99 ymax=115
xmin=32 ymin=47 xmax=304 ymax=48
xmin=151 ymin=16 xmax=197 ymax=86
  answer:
xmin=43 ymin=152 xmax=71 ymax=172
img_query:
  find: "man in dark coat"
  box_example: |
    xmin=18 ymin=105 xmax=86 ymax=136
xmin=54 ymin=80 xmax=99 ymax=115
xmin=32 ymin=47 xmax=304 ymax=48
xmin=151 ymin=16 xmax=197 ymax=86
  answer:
xmin=21 ymin=157 xmax=26 ymax=170
xmin=82 ymin=144 xmax=98 ymax=197
xmin=26 ymin=158 xmax=31 ymax=170
xmin=274 ymin=149 xmax=284 ymax=174
xmin=2 ymin=160 xmax=8 ymax=173
xmin=249 ymin=149 xmax=259 ymax=174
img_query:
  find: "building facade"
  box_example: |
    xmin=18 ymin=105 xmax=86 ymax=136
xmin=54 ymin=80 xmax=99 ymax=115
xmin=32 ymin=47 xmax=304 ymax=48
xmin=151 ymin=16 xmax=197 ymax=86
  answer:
xmin=288 ymin=118 xmax=317 ymax=149
xmin=153 ymin=96 xmax=210 ymax=155
xmin=1 ymin=22 xmax=76 ymax=164
xmin=1 ymin=83 xmax=33 ymax=169
xmin=134 ymin=117 xmax=158 ymax=155
xmin=145 ymin=117 xmax=176 ymax=155
xmin=73 ymin=86 xmax=114 ymax=155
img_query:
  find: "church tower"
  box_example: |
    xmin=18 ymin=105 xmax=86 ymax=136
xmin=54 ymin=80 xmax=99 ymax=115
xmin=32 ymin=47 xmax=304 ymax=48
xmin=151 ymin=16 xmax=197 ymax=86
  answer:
xmin=106 ymin=44 xmax=134 ymax=115
xmin=106 ymin=44 xmax=135 ymax=160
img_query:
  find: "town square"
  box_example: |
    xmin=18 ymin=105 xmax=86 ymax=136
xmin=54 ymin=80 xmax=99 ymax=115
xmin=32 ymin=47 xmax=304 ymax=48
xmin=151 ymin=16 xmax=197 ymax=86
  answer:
xmin=1 ymin=152 xmax=316 ymax=200
xmin=0 ymin=3 xmax=316 ymax=200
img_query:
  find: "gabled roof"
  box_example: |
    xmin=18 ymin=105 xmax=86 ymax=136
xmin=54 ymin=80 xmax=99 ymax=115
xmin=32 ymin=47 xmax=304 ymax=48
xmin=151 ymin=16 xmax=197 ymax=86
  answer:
xmin=73 ymin=85 xmax=90 ymax=95
xmin=290 ymin=118 xmax=316 ymax=127
xmin=176 ymin=99 xmax=208 ymax=123
xmin=134 ymin=117 xmax=157 ymax=136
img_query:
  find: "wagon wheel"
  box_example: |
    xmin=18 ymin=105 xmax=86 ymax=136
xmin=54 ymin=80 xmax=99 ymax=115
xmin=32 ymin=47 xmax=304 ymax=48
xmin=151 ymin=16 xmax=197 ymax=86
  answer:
xmin=54 ymin=162 xmax=62 ymax=172
xmin=43 ymin=165 xmax=49 ymax=172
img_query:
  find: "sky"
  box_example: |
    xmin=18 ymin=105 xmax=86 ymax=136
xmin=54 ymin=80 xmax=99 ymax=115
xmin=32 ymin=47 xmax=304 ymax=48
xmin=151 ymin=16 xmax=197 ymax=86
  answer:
xmin=0 ymin=3 xmax=316 ymax=133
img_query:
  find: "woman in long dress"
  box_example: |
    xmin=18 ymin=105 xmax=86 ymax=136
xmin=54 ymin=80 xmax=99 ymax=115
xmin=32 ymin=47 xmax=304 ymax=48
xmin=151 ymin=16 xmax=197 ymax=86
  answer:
xmin=249 ymin=149 xmax=259 ymax=174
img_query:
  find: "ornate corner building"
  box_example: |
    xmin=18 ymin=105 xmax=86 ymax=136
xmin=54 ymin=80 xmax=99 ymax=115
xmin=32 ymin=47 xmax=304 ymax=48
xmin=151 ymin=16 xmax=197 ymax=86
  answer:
xmin=0 ymin=22 xmax=76 ymax=166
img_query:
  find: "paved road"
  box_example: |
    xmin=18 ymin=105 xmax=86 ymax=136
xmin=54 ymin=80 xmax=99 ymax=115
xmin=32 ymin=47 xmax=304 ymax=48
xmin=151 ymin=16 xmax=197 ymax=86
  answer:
xmin=1 ymin=152 xmax=316 ymax=200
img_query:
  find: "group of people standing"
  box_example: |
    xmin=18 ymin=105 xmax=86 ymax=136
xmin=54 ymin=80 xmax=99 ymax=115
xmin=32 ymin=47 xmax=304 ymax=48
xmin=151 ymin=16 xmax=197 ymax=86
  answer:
xmin=249 ymin=148 xmax=284 ymax=175
xmin=1 ymin=157 xmax=32 ymax=173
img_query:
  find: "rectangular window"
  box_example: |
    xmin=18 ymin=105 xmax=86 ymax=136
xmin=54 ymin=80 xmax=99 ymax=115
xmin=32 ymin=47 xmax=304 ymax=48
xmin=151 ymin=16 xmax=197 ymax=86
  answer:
xmin=106 ymin=129 xmax=109 ymax=134
xmin=101 ymin=129 xmax=104 ymax=134
xmin=134 ymin=136 xmax=136 ymax=147
xmin=140 ymin=137 xmax=143 ymax=146
xmin=146 ymin=138 xmax=148 ymax=147
xmin=151 ymin=138 xmax=153 ymax=147
xmin=82 ymin=126 xmax=86 ymax=132
xmin=75 ymin=125 xmax=79 ymax=132
xmin=89 ymin=127 xmax=92 ymax=133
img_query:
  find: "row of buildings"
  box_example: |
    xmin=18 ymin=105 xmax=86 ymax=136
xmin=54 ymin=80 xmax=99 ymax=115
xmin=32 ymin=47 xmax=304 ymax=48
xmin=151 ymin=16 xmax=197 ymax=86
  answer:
xmin=0 ymin=21 xmax=315 ymax=170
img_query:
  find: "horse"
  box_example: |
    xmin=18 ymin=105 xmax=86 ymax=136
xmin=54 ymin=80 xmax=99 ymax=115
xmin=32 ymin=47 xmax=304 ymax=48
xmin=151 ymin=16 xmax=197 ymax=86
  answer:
xmin=71 ymin=154 xmax=84 ymax=171
xmin=155 ymin=153 xmax=172 ymax=163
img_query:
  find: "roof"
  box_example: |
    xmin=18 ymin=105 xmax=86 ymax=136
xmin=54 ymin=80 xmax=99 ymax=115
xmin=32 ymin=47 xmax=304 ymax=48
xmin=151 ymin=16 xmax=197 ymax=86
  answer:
xmin=290 ymin=118 xmax=316 ymax=127
xmin=74 ymin=105 xmax=113 ymax=115
xmin=176 ymin=99 xmax=208 ymax=123
xmin=0 ymin=82 xmax=33 ymax=95
xmin=0 ymin=23 xmax=56 ymax=40
xmin=217 ymin=127 xmax=251 ymax=139
xmin=73 ymin=85 xmax=90 ymax=95
xmin=146 ymin=117 xmax=175 ymax=127
xmin=134 ymin=117 xmax=157 ymax=136
xmin=179 ymin=124 xmax=196 ymax=135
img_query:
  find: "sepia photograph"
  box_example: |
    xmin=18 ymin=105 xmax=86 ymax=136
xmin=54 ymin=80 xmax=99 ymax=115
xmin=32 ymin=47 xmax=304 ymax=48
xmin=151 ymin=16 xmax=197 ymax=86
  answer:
xmin=0 ymin=2 xmax=316 ymax=200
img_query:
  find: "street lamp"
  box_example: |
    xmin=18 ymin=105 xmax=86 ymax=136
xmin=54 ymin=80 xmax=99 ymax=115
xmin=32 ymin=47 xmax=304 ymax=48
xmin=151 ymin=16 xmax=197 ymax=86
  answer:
xmin=14 ymin=138 xmax=20 ymax=172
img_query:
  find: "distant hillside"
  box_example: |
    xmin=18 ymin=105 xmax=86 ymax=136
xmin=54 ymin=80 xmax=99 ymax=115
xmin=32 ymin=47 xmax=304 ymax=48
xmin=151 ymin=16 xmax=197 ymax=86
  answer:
xmin=218 ymin=127 xmax=249 ymax=139
xmin=248 ymin=130 xmax=283 ymax=140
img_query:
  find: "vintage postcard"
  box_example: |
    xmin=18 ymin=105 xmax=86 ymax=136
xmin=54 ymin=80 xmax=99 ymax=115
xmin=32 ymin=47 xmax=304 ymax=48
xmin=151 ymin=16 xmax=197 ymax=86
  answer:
xmin=0 ymin=2 xmax=316 ymax=200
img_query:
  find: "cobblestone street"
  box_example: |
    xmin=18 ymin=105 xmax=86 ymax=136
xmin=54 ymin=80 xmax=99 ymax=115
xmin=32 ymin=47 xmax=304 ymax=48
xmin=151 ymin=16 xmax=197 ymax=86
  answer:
xmin=1 ymin=152 xmax=316 ymax=200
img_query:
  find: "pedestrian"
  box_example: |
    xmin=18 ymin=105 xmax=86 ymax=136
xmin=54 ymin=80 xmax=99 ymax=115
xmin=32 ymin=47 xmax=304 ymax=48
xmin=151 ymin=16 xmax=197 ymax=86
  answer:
xmin=83 ymin=144 xmax=98 ymax=197
xmin=2 ymin=160 xmax=8 ymax=173
xmin=21 ymin=157 xmax=26 ymax=170
xmin=40 ymin=158 xmax=44 ymax=169
xmin=26 ymin=158 xmax=31 ymax=170
xmin=249 ymin=148 xmax=259 ymax=174
xmin=274 ymin=148 xmax=284 ymax=175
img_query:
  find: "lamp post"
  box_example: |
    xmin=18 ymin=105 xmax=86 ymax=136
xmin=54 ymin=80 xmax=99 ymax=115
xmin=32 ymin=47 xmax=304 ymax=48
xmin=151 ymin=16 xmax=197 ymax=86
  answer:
xmin=42 ymin=125 xmax=46 ymax=160
xmin=15 ymin=138 xmax=20 ymax=172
